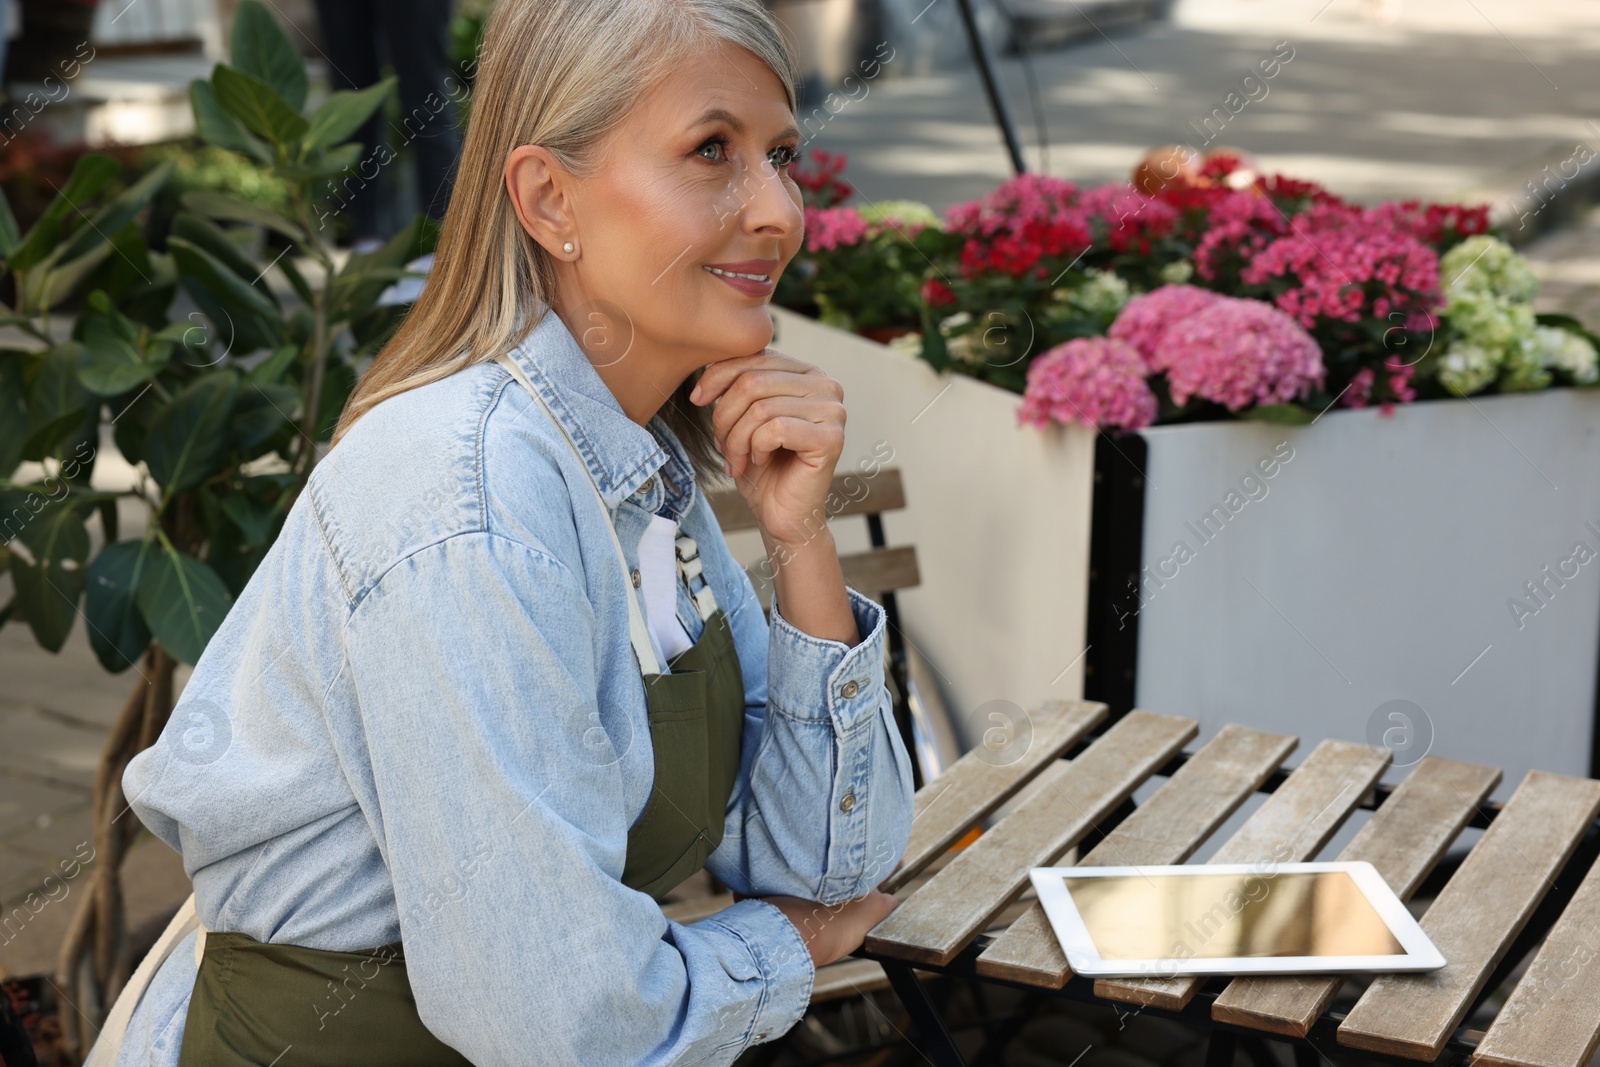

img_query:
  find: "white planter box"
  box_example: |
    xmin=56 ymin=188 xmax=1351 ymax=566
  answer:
xmin=1133 ymin=389 xmax=1600 ymax=801
xmin=766 ymin=308 xmax=1097 ymax=748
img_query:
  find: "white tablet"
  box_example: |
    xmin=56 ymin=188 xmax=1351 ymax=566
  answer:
xmin=1028 ymin=861 xmax=1446 ymax=978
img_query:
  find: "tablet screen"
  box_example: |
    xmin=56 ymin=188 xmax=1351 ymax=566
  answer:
xmin=1061 ymin=870 xmax=1407 ymax=960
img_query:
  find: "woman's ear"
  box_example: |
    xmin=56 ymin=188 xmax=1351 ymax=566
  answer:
xmin=505 ymin=145 xmax=572 ymax=253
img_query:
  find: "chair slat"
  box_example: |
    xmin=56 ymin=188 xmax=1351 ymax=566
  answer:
xmin=863 ymin=710 xmax=1197 ymax=966
xmin=1093 ymin=738 xmax=1390 ymax=1011
xmin=1474 ymin=849 xmax=1600 ymax=1067
xmin=708 ymin=468 xmax=906 ymax=533
xmin=974 ymin=724 xmax=1297 ymax=987
xmin=878 ymin=699 xmax=1108 ymax=895
xmin=1338 ymin=770 xmax=1600 ymax=1061
xmin=745 ymin=546 xmax=921 ymax=611
xmin=1210 ymin=756 xmax=1500 ymax=1037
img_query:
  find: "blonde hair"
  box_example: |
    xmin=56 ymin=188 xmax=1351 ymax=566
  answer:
xmin=331 ymin=0 xmax=799 ymax=483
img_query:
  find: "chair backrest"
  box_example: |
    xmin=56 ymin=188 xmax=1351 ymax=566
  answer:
xmin=703 ymin=468 xmax=921 ymax=611
xmin=704 ymin=467 xmax=925 ymax=789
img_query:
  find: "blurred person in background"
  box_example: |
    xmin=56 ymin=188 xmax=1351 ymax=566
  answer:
xmin=312 ymin=0 xmax=465 ymax=251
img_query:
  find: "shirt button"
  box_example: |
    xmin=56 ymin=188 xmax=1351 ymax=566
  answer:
xmin=839 ymin=788 xmax=857 ymax=813
xmin=840 ymin=679 xmax=861 ymax=699
xmin=637 ymin=477 xmax=654 ymax=495
xmin=754 ymin=1032 xmax=769 ymax=1042
xmin=631 ymin=568 xmax=641 ymax=588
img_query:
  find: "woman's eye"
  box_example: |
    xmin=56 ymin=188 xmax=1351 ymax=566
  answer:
xmin=768 ymin=145 xmax=799 ymax=170
xmin=696 ymin=135 xmax=730 ymax=162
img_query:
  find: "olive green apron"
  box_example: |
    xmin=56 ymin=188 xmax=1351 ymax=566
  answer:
xmin=175 ymin=353 xmax=745 ymax=1065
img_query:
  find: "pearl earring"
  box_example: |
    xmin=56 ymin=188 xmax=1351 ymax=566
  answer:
xmin=562 ymin=241 xmax=574 ymax=254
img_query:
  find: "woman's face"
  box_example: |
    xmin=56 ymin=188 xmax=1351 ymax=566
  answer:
xmin=547 ymin=42 xmax=805 ymax=379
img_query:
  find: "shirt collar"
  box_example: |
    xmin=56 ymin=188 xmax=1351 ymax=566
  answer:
xmin=501 ymin=308 xmax=698 ymax=519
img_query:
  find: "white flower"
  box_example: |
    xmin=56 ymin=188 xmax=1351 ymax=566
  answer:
xmin=1526 ymin=324 xmax=1599 ymax=384
xmin=1159 ymin=259 xmax=1195 ymax=285
xmin=1439 ymin=235 xmax=1539 ymax=303
xmin=1070 ymin=268 xmax=1132 ymax=317
xmin=887 ymin=331 xmax=924 ymax=359
xmin=1438 ymin=341 xmax=1500 ymax=396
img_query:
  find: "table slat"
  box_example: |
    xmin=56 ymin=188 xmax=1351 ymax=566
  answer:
xmin=880 ymin=699 xmax=1107 ymax=894
xmin=974 ymin=724 xmax=1298 ymax=987
xmin=1093 ymin=738 xmax=1391 ymax=1010
xmin=864 ymin=710 xmax=1197 ymax=966
xmin=1209 ymin=755 xmax=1500 ymax=1037
xmin=1474 ymin=849 xmax=1600 ymax=1067
xmin=1338 ymin=770 xmax=1600 ymax=1061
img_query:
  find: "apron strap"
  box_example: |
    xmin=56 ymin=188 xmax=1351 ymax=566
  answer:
xmin=84 ymin=891 xmax=206 ymax=1066
xmin=495 ymin=353 xmax=662 ymax=677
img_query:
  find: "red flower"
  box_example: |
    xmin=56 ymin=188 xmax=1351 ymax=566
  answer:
xmin=922 ymin=278 xmax=956 ymax=307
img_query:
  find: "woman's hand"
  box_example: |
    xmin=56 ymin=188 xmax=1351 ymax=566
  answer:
xmin=752 ymin=891 xmax=900 ymax=970
xmin=689 ymin=349 xmax=845 ymax=548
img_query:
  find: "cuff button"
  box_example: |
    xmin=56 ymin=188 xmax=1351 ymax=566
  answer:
xmin=839 ymin=679 xmax=861 ymax=699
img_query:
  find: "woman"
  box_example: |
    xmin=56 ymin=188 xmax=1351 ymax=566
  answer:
xmin=92 ymin=0 xmax=916 ymax=1063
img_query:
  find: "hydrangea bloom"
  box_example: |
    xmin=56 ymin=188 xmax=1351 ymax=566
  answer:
xmin=1066 ymin=268 xmax=1133 ymax=317
xmin=1529 ymin=325 xmax=1600 ymax=384
xmin=1499 ymin=342 xmax=1553 ymax=393
xmin=803 ymin=205 xmax=869 ymax=253
xmin=1438 ymin=341 xmax=1499 ymax=396
xmin=1108 ymin=284 xmax=1221 ymax=371
xmin=1439 ymin=293 xmax=1537 ymax=355
xmin=1439 ymin=235 xmax=1539 ymax=303
xmin=1017 ymin=337 xmax=1158 ymax=430
xmin=1159 ymin=296 xmax=1324 ymax=410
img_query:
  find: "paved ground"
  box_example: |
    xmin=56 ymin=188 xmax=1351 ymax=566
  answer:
xmin=7 ymin=0 xmax=1600 ymax=984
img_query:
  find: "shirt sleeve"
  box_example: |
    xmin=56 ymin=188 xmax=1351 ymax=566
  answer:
xmin=706 ymin=562 xmax=917 ymax=907
xmin=342 ymin=532 xmax=815 ymax=1066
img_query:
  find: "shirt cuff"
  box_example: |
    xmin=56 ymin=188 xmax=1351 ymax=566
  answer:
xmin=700 ymin=897 xmax=816 ymax=1050
xmin=767 ymin=585 xmax=888 ymax=734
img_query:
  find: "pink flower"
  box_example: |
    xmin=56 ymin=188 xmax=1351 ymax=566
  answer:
xmin=1018 ymin=337 xmax=1157 ymax=431
xmin=1239 ymin=202 xmax=1441 ymax=329
xmin=804 ymin=206 xmax=869 ymax=253
xmin=1343 ymin=367 xmax=1375 ymax=409
xmin=1108 ymin=284 xmax=1222 ymax=371
xmin=1160 ymin=296 xmax=1324 ymax=410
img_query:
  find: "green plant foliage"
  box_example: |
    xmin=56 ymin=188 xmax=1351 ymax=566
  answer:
xmin=0 ymin=0 xmax=432 ymax=670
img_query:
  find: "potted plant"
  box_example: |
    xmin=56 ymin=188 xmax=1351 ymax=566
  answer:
xmin=1 ymin=4 xmax=433 ymax=1058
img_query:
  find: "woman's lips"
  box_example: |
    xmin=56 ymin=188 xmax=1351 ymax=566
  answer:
xmin=704 ymin=265 xmax=774 ymax=297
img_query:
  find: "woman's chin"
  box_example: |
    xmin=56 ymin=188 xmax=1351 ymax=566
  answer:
xmin=698 ymin=306 xmax=775 ymax=358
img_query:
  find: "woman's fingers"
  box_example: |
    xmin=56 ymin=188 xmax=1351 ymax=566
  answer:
xmin=720 ymin=399 xmax=842 ymax=477
xmin=691 ymin=349 xmax=808 ymax=406
xmin=704 ymin=367 xmax=839 ymax=449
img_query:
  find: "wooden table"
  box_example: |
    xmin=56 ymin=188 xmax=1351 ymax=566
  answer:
xmin=855 ymin=700 xmax=1600 ymax=1067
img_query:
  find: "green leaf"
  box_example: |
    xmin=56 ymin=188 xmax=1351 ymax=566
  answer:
xmin=57 ymin=161 xmax=174 ymax=266
xmin=302 ymin=78 xmax=394 ymax=153
xmin=179 ymin=190 xmax=307 ymax=245
xmin=97 ymin=497 xmax=119 ymax=543
xmin=229 ymin=0 xmax=308 ymax=111
xmin=85 ymin=540 xmax=153 ymax=671
xmin=191 ymin=79 xmax=274 ymax=164
xmin=136 ymin=544 xmax=232 ymax=665
xmin=231 ymin=381 xmax=298 ymax=450
xmin=219 ymin=491 xmax=280 ymax=543
xmin=0 ymin=186 xmax=17 ymax=258
xmin=144 ymin=374 xmax=240 ymax=497
xmin=21 ymin=411 xmax=90 ymax=463
xmin=21 ymin=241 xmax=116 ymax=314
xmin=277 ymin=141 xmax=361 ymax=182
xmin=0 ymin=358 xmax=28 ymax=479
xmin=77 ymin=316 xmax=172 ymax=396
xmin=245 ymin=343 xmax=301 ymax=385
xmin=9 ymin=154 xmax=120 ymax=272
xmin=23 ymin=343 xmax=96 ymax=462
xmin=212 ymin=65 xmax=309 ymax=147
xmin=168 ymin=236 xmax=281 ymax=325
xmin=9 ymin=501 xmax=90 ymax=653
xmin=1244 ymin=403 xmax=1317 ymax=425
xmin=171 ymin=212 xmax=280 ymax=308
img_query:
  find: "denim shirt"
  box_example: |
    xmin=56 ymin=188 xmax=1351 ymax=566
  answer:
xmin=105 ymin=306 xmax=916 ymax=1067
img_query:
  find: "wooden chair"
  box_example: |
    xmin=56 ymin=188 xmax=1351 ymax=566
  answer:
xmin=704 ymin=466 xmax=925 ymax=791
